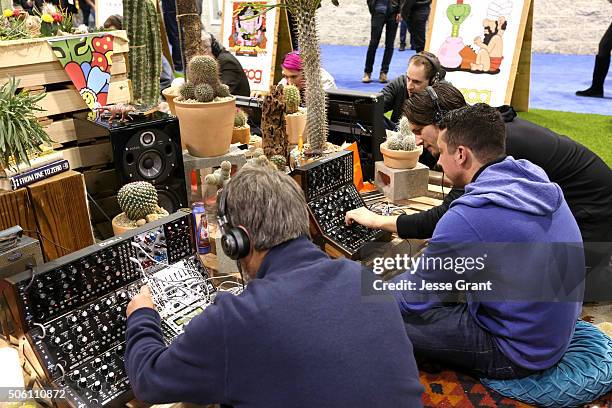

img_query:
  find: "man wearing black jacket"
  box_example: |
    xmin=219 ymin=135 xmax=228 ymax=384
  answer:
xmin=399 ymin=0 xmax=432 ymax=53
xmin=346 ymin=82 xmax=612 ymax=277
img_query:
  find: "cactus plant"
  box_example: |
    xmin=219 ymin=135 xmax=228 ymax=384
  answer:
xmin=117 ymin=181 xmax=159 ymax=221
xmin=270 ymin=155 xmax=287 ymax=170
xmin=179 ymin=55 xmax=231 ymax=103
xmin=234 ymin=109 xmax=248 ymax=128
xmin=284 ymin=84 xmax=301 ymax=114
xmin=261 ymin=85 xmax=288 ymax=159
xmin=204 ymin=161 xmax=231 ymax=188
xmin=385 ymin=116 xmax=417 ymax=151
xmin=284 ymin=0 xmax=332 ymax=152
xmin=123 ymin=0 xmax=161 ymax=107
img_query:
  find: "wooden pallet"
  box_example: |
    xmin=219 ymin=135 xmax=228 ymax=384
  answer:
xmin=0 ymin=31 xmax=130 ymax=170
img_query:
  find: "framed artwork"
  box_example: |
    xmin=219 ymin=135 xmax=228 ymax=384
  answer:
xmin=426 ymin=0 xmax=532 ymax=107
xmin=220 ymin=0 xmax=280 ymax=93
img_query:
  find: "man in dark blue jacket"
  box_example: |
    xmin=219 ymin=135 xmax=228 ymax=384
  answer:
xmin=387 ymin=104 xmax=584 ymax=378
xmin=124 ymin=165 xmax=424 ymax=407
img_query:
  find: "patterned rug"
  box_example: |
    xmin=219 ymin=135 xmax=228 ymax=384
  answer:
xmin=420 ymin=369 xmax=612 ymax=408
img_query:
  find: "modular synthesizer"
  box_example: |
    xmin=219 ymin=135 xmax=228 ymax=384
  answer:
xmin=292 ymin=150 xmax=390 ymax=259
xmin=2 ymin=211 xmax=216 ymax=407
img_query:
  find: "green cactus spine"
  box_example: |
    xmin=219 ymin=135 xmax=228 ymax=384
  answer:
xmin=124 ymin=0 xmax=161 ymax=107
xmin=284 ymin=84 xmax=301 ymax=114
xmin=234 ymin=109 xmax=248 ymax=128
xmin=117 ymin=181 xmax=158 ymax=221
xmin=386 ymin=116 xmax=417 ymax=151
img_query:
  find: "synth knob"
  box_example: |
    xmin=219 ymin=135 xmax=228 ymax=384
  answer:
xmin=72 ymin=325 xmax=83 ymax=335
xmin=81 ymin=310 xmax=88 ymax=318
xmin=91 ymin=380 xmax=101 ymax=391
xmin=62 ymin=342 xmax=74 ymax=353
xmin=77 ymin=377 xmax=87 ymax=388
xmin=101 ymin=325 xmax=109 ymax=334
xmin=118 ymin=292 xmax=127 ymax=301
xmin=68 ymin=315 xmax=78 ymax=324
xmin=95 ymin=256 xmax=103 ymax=264
xmin=93 ymin=357 xmax=102 ymax=368
xmin=115 ymin=344 xmax=124 ymax=355
xmin=48 ymin=326 xmax=56 ymax=335
xmin=52 ymin=336 xmax=62 ymax=347
xmin=93 ymin=304 xmax=101 ymax=312
xmin=100 ymin=364 xmax=108 ymax=374
xmin=106 ymin=371 xmax=116 ymax=383
xmin=104 ymin=299 xmax=112 ymax=308
xmin=77 ymin=335 xmax=88 ymax=345
xmin=70 ymin=369 xmax=80 ymax=381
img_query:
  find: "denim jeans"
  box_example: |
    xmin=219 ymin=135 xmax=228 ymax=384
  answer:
xmin=399 ymin=20 xmax=408 ymax=48
xmin=404 ymin=3 xmax=430 ymax=53
xmin=161 ymin=0 xmax=184 ymax=71
xmin=403 ymin=303 xmax=536 ymax=379
xmin=365 ymin=12 xmax=399 ymax=74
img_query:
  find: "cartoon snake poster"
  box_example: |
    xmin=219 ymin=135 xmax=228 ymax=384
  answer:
xmin=427 ymin=0 xmax=530 ymax=106
xmin=48 ymin=34 xmax=115 ymax=111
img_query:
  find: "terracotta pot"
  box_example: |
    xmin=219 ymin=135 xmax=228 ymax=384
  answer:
xmin=380 ymin=143 xmax=423 ymax=169
xmin=162 ymin=87 xmax=178 ymax=115
xmin=112 ymin=213 xmax=137 ymax=236
xmin=286 ymin=109 xmax=307 ymax=145
xmin=232 ymin=125 xmax=251 ymax=144
xmin=174 ymin=96 xmax=236 ymax=157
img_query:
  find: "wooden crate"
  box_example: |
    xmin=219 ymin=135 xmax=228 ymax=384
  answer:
xmin=0 ymin=31 xmax=130 ymax=170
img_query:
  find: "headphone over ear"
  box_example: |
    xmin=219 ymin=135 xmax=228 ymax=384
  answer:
xmin=217 ymin=189 xmax=251 ymax=260
xmin=426 ymin=86 xmax=446 ymax=125
xmin=414 ymin=51 xmax=445 ymax=85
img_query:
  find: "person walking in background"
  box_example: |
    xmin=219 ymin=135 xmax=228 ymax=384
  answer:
xmin=161 ymin=0 xmax=184 ymax=72
xmin=576 ymin=21 xmax=611 ymax=98
xmin=363 ymin=0 xmax=401 ymax=84
xmin=398 ymin=19 xmax=408 ymax=51
xmin=399 ymin=0 xmax=432 ymax=53
xmin=78 ymin=0 xmax=94 ymax=28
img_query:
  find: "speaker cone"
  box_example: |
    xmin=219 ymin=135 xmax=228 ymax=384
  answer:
xmin=138 ymin=150 xmax=164 ymax=180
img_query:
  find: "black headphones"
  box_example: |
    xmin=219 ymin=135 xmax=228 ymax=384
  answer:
xmin=412 ymin=51 xmax=445 ymax=85
xmin=218 ymin=188 xmax=251 ymax=260
xmin=426 ymin=86 xmax=445 ymax=125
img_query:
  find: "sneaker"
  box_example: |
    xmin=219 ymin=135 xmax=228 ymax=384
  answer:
xmin=399 ymin=45 xmax=406 ymax=51
xmin=362 ymin=73 xmax=372 ymax=83
xmin=576 ymin=87 xmax=603 ymax=98
xmin=379 ymin=73 xmax=388 ymax=83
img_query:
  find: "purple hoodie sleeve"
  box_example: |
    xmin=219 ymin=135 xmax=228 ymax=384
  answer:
xmin=394 ymin=208 xmax=481 ymax=314
xmin=124 ymin=305 xmax=226 ymax=404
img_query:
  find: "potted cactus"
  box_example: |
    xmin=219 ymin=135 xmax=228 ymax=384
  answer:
xmin=380 ymin=117 xmax=423 ymax=169
xmin=232 ymin=108 xmax=250 ymax=144
xmin=112 ymin=181 xmax=169 ymax=236
xmin=283 ymin=84 xmax=306 ymax=145
xmin=174 ymin=55 xmax=236 ymax=157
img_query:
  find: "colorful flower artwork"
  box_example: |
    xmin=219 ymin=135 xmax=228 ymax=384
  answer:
xmin=48 ymin=34 xmax=115 ymax=110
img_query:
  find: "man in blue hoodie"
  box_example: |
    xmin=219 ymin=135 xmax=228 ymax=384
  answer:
xmin=124 ymin=165 xmax=424 ymax=407
xmin=382 ymin=104 xmax=583 ymax=379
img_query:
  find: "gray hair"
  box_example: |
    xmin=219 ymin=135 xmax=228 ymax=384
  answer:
xmin=221 ymin=166 xmax=310 ymax=251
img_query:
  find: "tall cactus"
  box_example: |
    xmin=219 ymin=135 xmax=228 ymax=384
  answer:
xmin=124 ymin=0 xmax=161 ymax=107
xmin=285 ymin=0 xmax=330 ymax=152
xmin=261 ymin=85 xmax=288 ymax=159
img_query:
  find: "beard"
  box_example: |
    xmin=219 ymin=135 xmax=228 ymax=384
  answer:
xmin=483 ymin=23 xmax=499 ymax=45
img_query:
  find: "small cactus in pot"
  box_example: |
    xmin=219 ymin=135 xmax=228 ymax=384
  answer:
xmin=380 ymin=116 xmax=422 ymax=169
xmin=283 ymin=84 xmax=307 ymax=145
xmin=112 ymin=181 xmax=170 ymax=235
xmin=232 ymin=108 xmax=250 ymax=144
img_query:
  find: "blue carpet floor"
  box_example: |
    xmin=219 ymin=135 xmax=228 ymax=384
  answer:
xmin=320 ymin=44 xmax=612 ymax=116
